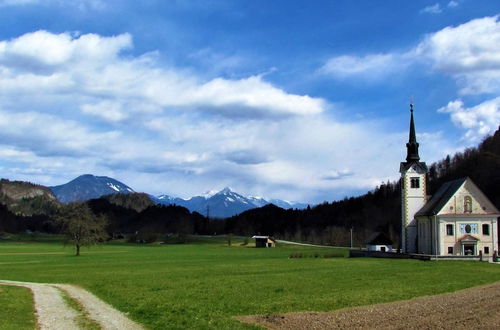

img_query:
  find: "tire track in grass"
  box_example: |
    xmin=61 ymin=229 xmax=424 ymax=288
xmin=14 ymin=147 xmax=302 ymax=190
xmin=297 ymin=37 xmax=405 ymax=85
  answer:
xmin=0 ymin=280 xmax=143 ymax=330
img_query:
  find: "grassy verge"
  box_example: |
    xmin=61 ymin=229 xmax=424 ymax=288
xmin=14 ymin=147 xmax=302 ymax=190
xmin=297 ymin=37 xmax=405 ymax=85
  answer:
xmin=0 ymin=237 xmax=499 ymax=329
xmin=0 ymin=285 xmax=36 ymax=330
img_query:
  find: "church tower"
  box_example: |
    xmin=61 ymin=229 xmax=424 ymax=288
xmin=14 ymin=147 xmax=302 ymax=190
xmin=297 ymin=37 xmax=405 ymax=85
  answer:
xmin=400 ymin=104 xmax=428 ymax=253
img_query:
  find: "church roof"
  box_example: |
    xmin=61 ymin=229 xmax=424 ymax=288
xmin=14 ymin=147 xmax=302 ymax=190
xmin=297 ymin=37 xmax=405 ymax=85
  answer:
xmin=415 ymin=177 xmax=467 ymax=217
xmin=366 ymin=232 xmax=393 ymax=245
xmin=400 ymin=161 xmax=428 ymax=173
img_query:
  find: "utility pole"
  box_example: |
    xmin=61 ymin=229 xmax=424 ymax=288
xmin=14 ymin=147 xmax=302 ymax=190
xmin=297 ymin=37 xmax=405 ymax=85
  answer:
xmin=350 ymin=227 xmax=353 ymax=249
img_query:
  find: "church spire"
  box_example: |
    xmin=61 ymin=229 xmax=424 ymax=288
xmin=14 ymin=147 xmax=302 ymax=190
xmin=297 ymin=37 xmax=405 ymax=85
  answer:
xmin=406 ymin=104 xmax=420 ymax=162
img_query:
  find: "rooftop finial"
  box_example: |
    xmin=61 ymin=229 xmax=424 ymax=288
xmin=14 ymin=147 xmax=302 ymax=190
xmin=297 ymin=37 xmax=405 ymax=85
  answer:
xmin=410 ymin=103 xmax=414 ymax=112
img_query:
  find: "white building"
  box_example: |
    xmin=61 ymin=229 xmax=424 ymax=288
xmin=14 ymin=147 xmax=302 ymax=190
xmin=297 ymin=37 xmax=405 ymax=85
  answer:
xmin=400 ymin=105 xmax=499 ymax=256
xmin=366 ymin=232 xmax=393 ymax=252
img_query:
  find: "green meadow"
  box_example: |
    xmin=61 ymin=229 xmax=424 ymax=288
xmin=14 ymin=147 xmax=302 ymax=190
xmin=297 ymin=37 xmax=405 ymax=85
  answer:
xmin=0 ymin=236 xmax=499 ymax=329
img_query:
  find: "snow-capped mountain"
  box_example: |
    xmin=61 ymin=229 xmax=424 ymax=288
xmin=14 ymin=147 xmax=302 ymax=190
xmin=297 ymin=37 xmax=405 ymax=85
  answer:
xmin=50 ymin=174 xmax=135 ymax=203
xmin=49 ymin=174 xmax=308 ymax=216
xmin=156 ymin=187 xmax=308 ymax=218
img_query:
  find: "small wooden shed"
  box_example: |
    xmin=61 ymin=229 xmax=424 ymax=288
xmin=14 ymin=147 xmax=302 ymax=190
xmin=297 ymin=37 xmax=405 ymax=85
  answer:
xmin=366 ymin=232 xmax=393 ymax=252
xmin=252 ymin=235 xmax=275 ymax=248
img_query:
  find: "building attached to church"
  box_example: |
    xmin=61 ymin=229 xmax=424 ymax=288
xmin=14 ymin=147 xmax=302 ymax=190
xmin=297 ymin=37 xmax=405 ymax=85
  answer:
xmin=400 ymin=105 xmax=499 ymax=257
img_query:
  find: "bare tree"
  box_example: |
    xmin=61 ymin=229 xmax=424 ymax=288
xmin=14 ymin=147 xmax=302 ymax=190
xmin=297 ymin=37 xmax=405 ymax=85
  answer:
xmin=56 ymin=203 xmax=108 ymax=256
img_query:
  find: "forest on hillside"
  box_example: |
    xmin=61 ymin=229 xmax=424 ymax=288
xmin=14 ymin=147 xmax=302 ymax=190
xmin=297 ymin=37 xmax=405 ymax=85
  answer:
xmin=1 ymin=127 xmax=499 ymax=247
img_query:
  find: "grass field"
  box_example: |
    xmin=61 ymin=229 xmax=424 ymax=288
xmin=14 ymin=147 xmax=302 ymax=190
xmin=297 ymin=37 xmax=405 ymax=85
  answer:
xmin=0 ymin=235 xmax=499 ymax=329
xmin=0 ymin=284 xmax=36 ymax=330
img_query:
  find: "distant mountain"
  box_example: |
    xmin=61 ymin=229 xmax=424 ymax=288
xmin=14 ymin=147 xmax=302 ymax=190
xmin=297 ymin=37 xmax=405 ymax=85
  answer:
xmin=155 ymin=187 xmax=308 ymax=218
xmin=50 ymin=174 xmax=135 ymax=203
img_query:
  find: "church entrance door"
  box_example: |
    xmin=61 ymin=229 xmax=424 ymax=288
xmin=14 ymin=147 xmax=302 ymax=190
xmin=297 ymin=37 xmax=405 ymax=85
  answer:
xmin=463 ymin=244 xmax=475 ymax=255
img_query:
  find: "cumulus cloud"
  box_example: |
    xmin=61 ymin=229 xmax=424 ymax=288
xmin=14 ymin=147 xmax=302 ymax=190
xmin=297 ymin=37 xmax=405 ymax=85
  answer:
xmin=438 ymin=98 xmax=500 ymax=142
xmin=0 ymin=29 xmax=460 ymax=203
xmin=0 ymin=30 xmax=324 ymax=119
xmin=319 ymin=15 xmax=500 ymax=144
xmin=447 ymin=1 xmax=459 ymax=8
xmin=321 ymin=16 xmax=500 ymax=94
xmin=416 ymin=15 xmax=500 ymax=94
xmin=420 ymin=4 xmax=442 ymax=14
xmin=0 ymin=30 xmax=337 ymax=201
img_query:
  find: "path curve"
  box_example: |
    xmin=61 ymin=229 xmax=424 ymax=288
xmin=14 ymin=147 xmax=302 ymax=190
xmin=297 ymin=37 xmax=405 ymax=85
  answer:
xmin=0 ymin=280 xmax=143 ymax=330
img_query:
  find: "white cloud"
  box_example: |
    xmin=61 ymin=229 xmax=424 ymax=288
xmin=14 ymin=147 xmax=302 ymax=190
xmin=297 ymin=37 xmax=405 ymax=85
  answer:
xmin=420 ymin=4 xmax=442 ymax=14
xmin=0 ymin=30 xmax=338 ymax=202
xmin=321 ymin=16 xmax=500 ymax=94
xmin=438 ymin=98 xmax=500 ymax=142
xmin=81 ymin=101 xmax=129 ymax=122
xmin=0 ymin=30 xmax=132 ymax=69
xmin=0 ymin=0 xmax=105 ymax=10
xmin=416 ymin=15 xmax=500 ymax=94
xmin=447 ymin=1 xmax=459 ymax=8
xmin=0 ymin=30 xmax=324 ymax=119
xmin=318 ymin=53 xmax=410 ymax=80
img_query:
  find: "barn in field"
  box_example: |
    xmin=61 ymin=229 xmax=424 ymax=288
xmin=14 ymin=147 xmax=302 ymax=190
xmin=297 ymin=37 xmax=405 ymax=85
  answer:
xmin=252 ymin=236 xmax=275 ymax=248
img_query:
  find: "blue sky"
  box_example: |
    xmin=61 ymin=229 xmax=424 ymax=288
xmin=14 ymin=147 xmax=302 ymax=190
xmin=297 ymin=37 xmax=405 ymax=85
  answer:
xmin=0 ymin=0 xmax=499 ymax=203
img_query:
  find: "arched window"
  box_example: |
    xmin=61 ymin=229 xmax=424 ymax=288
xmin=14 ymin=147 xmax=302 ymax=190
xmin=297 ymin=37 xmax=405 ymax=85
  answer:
xmin=464 ymin=196 xmax=472 ymax=213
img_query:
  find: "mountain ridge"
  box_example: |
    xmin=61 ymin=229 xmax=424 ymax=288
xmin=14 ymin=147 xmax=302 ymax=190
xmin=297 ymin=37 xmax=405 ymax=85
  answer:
xmin=46 ymin=174 xmax=307 ymax=218
xmin=154 ymin=187 xmax=308 ymax=218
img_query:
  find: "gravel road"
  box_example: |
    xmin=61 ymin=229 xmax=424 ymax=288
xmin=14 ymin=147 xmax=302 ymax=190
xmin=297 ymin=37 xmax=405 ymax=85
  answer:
xmin=0 ymin=280 xmax=143 ymax=330
xmin=238 ymin=281 xmax=500 ymax=329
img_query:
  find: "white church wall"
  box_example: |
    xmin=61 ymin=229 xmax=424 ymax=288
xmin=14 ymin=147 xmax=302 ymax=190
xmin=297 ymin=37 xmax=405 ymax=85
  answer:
xmin=439 ymin=216 xmax=498 ymax=256
xmin=440 ymin=182 xmax=497 ymax=216
xmin=401 ymin=166 xmax=427 ymax=253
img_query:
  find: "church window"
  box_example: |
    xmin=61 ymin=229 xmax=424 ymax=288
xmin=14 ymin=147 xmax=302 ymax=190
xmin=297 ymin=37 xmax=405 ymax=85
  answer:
xmin=448 ymin=246 xmax=453 ymax=254
xmin=460 ymin=223 xmax=478 ymax=234
xmin=410 ymin=177 xmax=420 ymax=188
xmin=482 ymin=224 xmax=490 ymax=235
xmin=465 ymin=224 xmax=471 ymax=233
xmin=464 ymin=196 xmax=472 ymax=213
xmin=446 ymin=224 xmax=453 ymax=236
xmin=484 ymin=247 xmax=490 ymax=254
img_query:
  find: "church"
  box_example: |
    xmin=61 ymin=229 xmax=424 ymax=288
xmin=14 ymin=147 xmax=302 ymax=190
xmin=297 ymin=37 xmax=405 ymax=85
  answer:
xmin=400 ymin=105 xmax=499 ymax=257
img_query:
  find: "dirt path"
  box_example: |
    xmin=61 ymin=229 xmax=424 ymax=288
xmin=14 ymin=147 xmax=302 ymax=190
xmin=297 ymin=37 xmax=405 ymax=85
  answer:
xmin=0 ymin=280 xmax=143 ymax=330
xmin=238 ymin=281 xmax=500 ymax=329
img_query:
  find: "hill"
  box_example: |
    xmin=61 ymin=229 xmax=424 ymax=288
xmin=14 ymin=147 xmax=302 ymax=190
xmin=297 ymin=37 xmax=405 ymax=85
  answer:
xmin=0 ymin=179 xmax=58 ymax=216
xmin=102 ymin=192 xmax=154 ymax=213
